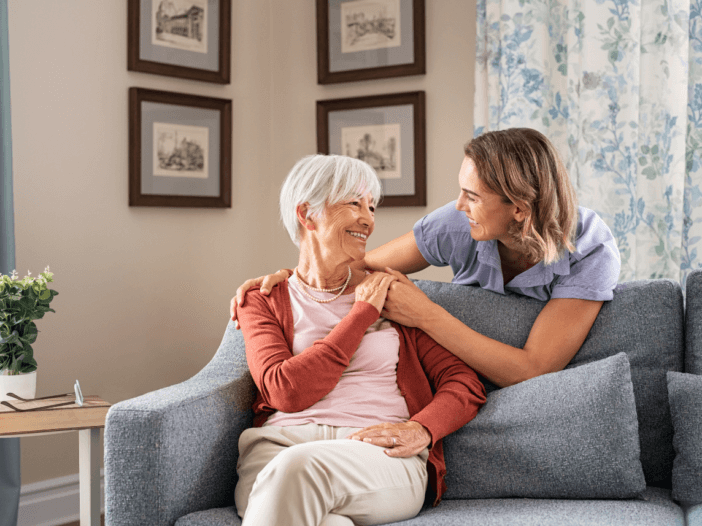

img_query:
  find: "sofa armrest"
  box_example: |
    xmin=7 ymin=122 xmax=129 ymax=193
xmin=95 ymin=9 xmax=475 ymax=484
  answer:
xmin=104 ymin=320 xmax=254 ymax=526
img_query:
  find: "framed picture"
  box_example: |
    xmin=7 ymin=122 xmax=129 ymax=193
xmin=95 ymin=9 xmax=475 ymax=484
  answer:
xmin=129 ymin=88 xmax=232 ymax=208
xmin=316 ymin=0 xmax=425 ymax=85
xmin=128 ymin=0 xmax=231 ymax=84
xmin=317 ymin=91 xmax=426 ymax=207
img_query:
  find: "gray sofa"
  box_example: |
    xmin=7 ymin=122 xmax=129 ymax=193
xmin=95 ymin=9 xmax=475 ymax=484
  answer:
xmin=104 ymin=269 xmax=702 ymax=526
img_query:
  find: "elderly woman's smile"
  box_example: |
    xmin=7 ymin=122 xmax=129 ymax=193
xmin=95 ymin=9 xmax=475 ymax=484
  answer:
xmin=308 ymin=195 xmax=375 ymax=261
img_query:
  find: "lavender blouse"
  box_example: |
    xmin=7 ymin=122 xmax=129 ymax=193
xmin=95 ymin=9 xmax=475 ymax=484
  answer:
xmin=413 ymin=202 xmax=621 ymax=302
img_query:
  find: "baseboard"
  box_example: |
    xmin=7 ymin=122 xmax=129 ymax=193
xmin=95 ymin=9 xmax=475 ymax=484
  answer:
xmin=18 ymin=470 xmax=105 ymax=526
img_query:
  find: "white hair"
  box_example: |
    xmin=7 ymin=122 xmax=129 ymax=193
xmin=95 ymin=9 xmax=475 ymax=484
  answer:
xmin=280 ymin=154 xmax=382 ymax=247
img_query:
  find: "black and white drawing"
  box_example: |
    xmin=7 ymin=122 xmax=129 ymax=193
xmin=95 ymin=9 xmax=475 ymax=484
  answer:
xmin=152 ymin=0 xmax=208 ymax=54
xmin=342 ymin=123 xmax=401 ymax=179
xmin=340 ymin=0 xmax=401 ymax=54
xmin=153 ymin=122 xmax=209 ymax=178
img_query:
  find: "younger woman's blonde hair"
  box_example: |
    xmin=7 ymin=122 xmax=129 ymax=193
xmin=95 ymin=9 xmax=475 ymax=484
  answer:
xmin=464 ymin=128 xmax=578 ymax=265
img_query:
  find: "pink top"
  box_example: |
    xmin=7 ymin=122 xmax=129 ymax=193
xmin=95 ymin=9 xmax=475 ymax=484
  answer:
xmin=264 ymin=274 xmax=410 ymax=428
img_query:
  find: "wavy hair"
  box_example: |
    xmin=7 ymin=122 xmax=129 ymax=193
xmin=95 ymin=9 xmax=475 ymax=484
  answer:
xmin=464 ymin=128 xmax=578 ymax=264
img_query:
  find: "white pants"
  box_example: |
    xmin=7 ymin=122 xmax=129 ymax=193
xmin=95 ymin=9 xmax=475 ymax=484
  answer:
xmin=235 ymin=423 xmax=429 ymax=526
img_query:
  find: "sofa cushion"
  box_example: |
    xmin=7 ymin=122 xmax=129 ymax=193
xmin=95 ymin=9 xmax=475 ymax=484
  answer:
xmin=417 ymin=279 xmax=684 ymax=488
xmin=687 ymin=503 xmax=702 ymax=526
xmin=441 ymin=353 xmax=645 ymax=499
xmin=686 ymin=269 xmax=702 ymax=375
xmin=174 ymin=506 xmax=240 ymax=526
xmin=667 ymin=372 xmax=702 ymax=504
xmin=385 ymin=487 xmax=684 ymax=526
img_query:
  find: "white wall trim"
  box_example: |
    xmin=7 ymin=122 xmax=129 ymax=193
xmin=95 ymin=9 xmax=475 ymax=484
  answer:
xmin=18 ymin=471 xmax=105 ymax=526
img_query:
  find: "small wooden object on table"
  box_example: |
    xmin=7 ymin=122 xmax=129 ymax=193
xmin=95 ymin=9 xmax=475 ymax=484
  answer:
xmin=0 ymin=392 xmax=111 ymax=526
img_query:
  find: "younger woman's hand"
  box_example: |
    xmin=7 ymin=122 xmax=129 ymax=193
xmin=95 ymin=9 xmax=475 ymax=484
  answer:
xmin=230 ymin=269 xmax=292 ymax=327
xmin=381 ymin=268 xmax=435 ymax=328
xmin=354 ymin=272 xmax=397 ymax=314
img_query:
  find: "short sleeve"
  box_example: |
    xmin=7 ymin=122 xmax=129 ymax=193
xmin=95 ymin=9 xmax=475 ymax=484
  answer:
xmin=551 ymin=210 xmax=621 ymax=301
xmin=413 ymin=201 xmax=464 ymax=268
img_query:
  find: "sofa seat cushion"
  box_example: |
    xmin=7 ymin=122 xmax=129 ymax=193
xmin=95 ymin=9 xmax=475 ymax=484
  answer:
xmin=687 ymin=503 xmax=702 ymax=526
xmin=442 ymin=353 xmax=645 ymax=499
xmin=667 ymin=371 xmax=702 ymax=503
xmin=385 ymin=487 xmax=683 ymax=526
xmin=174 ymin=506 xmax=240 ymax=526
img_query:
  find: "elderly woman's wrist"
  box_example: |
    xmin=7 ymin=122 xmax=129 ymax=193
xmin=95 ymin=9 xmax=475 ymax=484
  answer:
xmin=409 ymin=419 xmax=434 ymax=447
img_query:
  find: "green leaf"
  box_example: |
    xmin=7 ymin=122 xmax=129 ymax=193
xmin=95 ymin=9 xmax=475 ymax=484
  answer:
xmin=607 ymin=17 xmax=614 ymax=30
xmin=20 ymin=360 xmax=37 ymax=374
xmin=3 ymin=331 xmax=19 ymax=345
xmin=651 ymin=145 xmax=659 ymax=155
xmin=39 ymin=289 xmax=50 ymax=300
xmin=20 ymin=343 xmax=33 ymax=359
xmin=21 ymin=322 xmax=38 ymax=345
xmin=639 ymin=157 xmax=648 ymax=166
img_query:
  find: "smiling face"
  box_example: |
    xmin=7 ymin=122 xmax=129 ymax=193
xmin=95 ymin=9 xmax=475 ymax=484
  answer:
xmin=455 ymin=156 xmax=523 ymax=247
xmin=300 ymin=193 xmax=375 ymax=264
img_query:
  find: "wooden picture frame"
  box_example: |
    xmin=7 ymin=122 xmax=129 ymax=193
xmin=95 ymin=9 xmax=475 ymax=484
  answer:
xmin=129 ymin=88 xmax=232 ymax=208
xmin=128 ymin=0 xmax=231 ymax=84
xmin=317 ymin=91 xmax=426 ymax=207
xmin=316 ymin=0 xmax=425 ymax=85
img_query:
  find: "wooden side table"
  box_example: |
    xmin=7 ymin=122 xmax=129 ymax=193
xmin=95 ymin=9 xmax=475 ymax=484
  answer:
xmin=0 ymin=395 xmax=111 ymax=526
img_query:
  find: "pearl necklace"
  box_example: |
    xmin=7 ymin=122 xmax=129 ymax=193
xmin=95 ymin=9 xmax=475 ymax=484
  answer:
xmin=294 ymin=266 xmax=352 ymax=303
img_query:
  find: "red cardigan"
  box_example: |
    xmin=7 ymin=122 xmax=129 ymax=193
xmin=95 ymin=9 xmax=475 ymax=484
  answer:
xmin=237 ymin=281 xmax=486 ymax=505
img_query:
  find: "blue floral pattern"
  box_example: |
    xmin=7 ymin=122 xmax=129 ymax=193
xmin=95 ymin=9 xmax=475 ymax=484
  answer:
xmin=476 ymin=0 xmax=701 ymax=287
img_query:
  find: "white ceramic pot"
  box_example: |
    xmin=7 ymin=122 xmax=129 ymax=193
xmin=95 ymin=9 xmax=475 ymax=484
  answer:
xmin=0 ymin=370 xmax=37 ymax=402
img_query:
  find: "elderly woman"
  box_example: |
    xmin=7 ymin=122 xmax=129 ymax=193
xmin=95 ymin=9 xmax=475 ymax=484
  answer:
xmin=233 ymin=128 xmax=621 ymax=389
xmin=235 ymin=154 xmax=486 ymax=526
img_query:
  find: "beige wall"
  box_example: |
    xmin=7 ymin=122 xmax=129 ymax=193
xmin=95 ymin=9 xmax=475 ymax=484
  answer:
xmin=8 ymin=0 xmax=474 ymax=486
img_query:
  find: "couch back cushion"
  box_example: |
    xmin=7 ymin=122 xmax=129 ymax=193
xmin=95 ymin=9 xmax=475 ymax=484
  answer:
xmin=416 ymin=278 xmax=684 ymax=488
xmin=685 ymin=269 xmax=702 ymax=375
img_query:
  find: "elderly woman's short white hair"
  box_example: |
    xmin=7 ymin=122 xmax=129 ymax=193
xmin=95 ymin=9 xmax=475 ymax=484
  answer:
xmin=280 ymin=154 xmax=382 ymax=247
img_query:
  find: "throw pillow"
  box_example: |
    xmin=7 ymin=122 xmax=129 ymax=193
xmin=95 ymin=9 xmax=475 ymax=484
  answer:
xmin=667 ymin=371 xmax=702 ymax=504
xmin=442 ymin=352 xmax=646 ymax=499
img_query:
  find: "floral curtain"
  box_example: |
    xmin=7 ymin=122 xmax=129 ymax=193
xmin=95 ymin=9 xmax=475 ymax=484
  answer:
xmin=475 ymin=0 xmax=702 ymax=287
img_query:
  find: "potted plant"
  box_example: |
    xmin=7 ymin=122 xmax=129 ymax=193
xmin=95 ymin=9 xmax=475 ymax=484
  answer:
xmin=0 ymin=267 xmax=58 ymax=401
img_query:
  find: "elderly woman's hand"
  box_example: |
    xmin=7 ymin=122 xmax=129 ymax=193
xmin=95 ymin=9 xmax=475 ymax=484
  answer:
xmin=354 ymin=272 xmax=398 ymax=314
xmin=347 ymin=421 xmax=431 ymax=458
xmin=381 ymin=268 xmax=435 ymax=329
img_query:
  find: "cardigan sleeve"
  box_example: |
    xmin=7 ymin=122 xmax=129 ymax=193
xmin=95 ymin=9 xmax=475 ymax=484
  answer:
xmin=408 ymin=328 xmax=486 ymax=446
xmin=238 ymin=286 xmax=380 ymax=414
